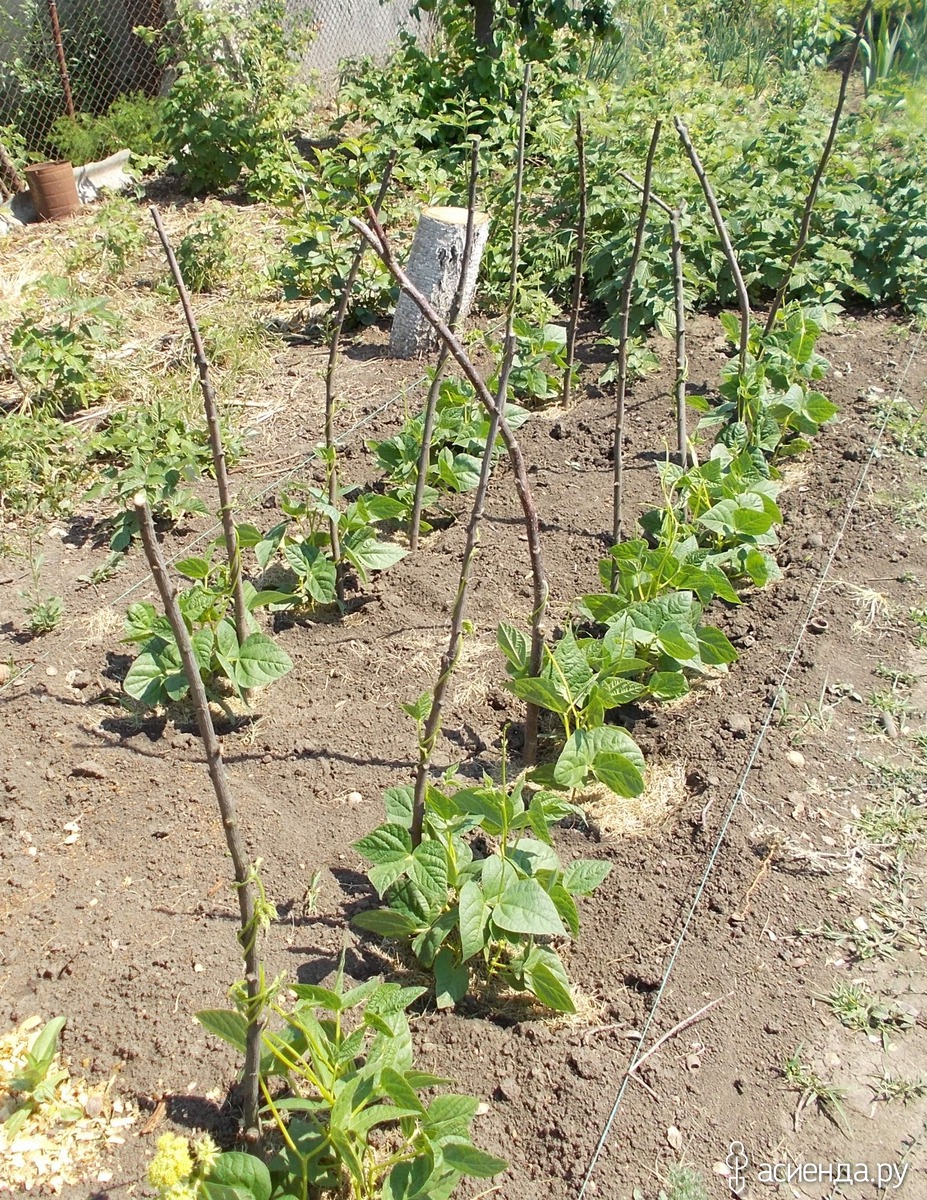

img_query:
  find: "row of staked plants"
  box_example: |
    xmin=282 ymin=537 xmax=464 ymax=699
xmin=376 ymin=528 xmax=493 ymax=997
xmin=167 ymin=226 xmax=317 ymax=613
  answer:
xmin=7 ymin=5 xmax=912 ymax=1199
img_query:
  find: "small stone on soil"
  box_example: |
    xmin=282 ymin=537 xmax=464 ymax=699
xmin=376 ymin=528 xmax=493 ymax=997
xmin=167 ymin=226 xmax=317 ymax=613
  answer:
xmin=71 ymin=759 xmax=107 ymax=780
xmin=724 ymin=713 xmax=751 ymax=738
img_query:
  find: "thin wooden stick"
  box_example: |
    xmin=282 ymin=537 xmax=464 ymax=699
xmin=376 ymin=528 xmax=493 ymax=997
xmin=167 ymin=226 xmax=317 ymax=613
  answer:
xmin=618 ymin=170 xmax=688 ymax=467
xmin=351 ymin=214 xmax=549 ymax=769
xmin=628 ymin=992 xmax=732 ymax=1076
xmin=669 ymin=208 xmax=688 ymax=468
xmin=674 ymin=117 xmax=751 ymax=379
xmin=612 ymin=119 xmax=661 ymax=547
xmin=764 ymin=0 xmax=873 ymax=334
xmin=150 ymin=208 xmax=250 ymax=674
xmin=326 ymin=153 xmax=397 ymax=598
xmin=133 ymin=492 xmax=263 ymax=1137
xmin=409 ymin=72 xmax=530 ymax=844
xmin=409 ymin=138 xmax=480 ymax=551
xmin=563 ymin=110 xmax=587 ymax=409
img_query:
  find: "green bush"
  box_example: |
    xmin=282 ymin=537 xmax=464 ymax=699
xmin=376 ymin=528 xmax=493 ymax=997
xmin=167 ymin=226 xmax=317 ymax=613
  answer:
xmin=49 ymin=93 xmax=165 ymax=169
xmin=149 ymin=0 xmax=313 ymax=197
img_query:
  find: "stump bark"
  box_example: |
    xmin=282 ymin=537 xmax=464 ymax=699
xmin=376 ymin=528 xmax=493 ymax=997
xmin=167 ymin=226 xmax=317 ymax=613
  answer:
xmin=389 ymin=205 xmax=489 ymax=359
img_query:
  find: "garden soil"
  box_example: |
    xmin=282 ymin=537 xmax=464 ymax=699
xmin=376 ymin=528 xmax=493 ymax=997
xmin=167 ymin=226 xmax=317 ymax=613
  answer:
xmin=2 ymin=307 xmax=926 ymax=1198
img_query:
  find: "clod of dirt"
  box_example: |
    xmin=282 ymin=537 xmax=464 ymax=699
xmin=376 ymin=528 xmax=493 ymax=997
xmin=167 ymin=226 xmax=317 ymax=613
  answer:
xmin=786 ymin=750 xmax=806 ymax=769
xmin=71 ymin=760 xmax=107 ymax=780
xmin=724 ymin=713 xmax=751 ymax=738
xmin=568 ymin=1048 xmax=604 ymax=1080
xmin=496 ymin=1076 xmax=521 ymax=1101
xmin=804 ymin=532 xmax=825 ymax=549
xmin=0 ymin=664 xmax=10 ymax=685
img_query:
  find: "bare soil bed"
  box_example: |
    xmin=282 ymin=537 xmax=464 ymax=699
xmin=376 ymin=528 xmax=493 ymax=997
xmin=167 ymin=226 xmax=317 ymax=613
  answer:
xmin=2 ymin=302 xmax=927 ymax=1199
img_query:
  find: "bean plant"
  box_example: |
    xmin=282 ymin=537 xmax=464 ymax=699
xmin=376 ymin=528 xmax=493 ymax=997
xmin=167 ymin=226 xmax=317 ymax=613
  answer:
xmin=194 ymin=963 xmax=506 ymax=1198
xmin=238 ymin=484 xmax=407 ymax=610
xmin=122 ymin=556 xmax=292 ymax=709
xmin=354 ymin=771 xmax=610 ymax=1013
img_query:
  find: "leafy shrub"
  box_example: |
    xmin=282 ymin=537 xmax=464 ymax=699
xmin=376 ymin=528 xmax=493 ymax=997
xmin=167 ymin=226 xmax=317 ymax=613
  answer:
xmin=275 ymin=137 xmax=397 ymax=320
xmin=354 ymin=773 xmax=610 ymax=1012
xmin=175 ymin=211 xmax=236 ymax=293
xmin=49 ymin=92 xmax=165 ymax=169
xmin=0 ymin=412 xmax=90 ymax=517
xmin=194 ymin=965 xmax=506 ymax=1197
xmin=10 ymin=281 xmax=118 ymax=415
xmin=148 ymin=0 xmax=312 ymax=196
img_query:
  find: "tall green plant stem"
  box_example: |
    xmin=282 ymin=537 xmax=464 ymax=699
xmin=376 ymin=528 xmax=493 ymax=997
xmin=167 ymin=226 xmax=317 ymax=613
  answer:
xmin=326 ymin=154 xmax=397 ymax=598
xmin=617 ymin=170 xmax=689 ymax=468
xmin=409 ymin=137 xmax=480 ymax=551
xmin=764 ymin=0 xmax=873 ymax=334
xmin=132 ymin=492 xmax=263 ymax=1137
xmin=350 ymin=235 xmax=549 ymax=773
xmin=409 ymin=70 xmax=530 ymax=846
xmin=673 ymin=117 xmax=751 ymax=381
xmin=150 ymin=207 xmax=250 ymax=679
xmin=562 ymin=110 xmax=587 ymax=409
xmin=612 ymin=119 xmax=661 ymax=547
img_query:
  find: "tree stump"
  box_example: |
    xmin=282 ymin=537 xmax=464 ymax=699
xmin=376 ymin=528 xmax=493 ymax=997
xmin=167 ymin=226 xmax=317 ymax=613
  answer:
xmin=388 ymin=205 xmax=490 ymax=359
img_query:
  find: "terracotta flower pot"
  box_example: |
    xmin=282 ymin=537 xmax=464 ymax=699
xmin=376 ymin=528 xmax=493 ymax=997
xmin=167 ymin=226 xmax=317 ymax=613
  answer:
xmin=24 ymin=160 xmax=81 ymax=221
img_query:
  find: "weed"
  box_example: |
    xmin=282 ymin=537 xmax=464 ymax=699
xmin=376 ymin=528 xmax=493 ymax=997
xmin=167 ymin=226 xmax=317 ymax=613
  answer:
xmin=821 ymin=981 xmax=914 ymax=1044
xmin=856 ymin=795 xmax=927 ymax=850
xmin=661 ymin=1164 xmax=711 ymax=1200
xmin=783 ymin=1048 xmax=850 ymax=1132
xmin=1 ymin=1017 xmax=80 ymax=1137
xmin=775 ymin=680 xmax=834 ymax=744
xmin=18 ymin=542 xmax=63 ymax=637
xmin=26 ymin=596 xmax=63 ymax=637
xmin=909 ymin=605 xmax=927 ymax=647
xmin=90 ymin=198 xmax=148 ymax=279
xmin=874 ymin=663 xmax=919 ymax=689
xmin=869 ymin=689 xmax=913 ymax=720
xmin=10 ymin=280 xmax=119 ymax=415
xmin=0 ymin=412 xmax=90 ymax=518
xmin=872 ymin=1072 xmax=927 ymax=1104
xmin=174 ymin=212 xmax=236 ymax=293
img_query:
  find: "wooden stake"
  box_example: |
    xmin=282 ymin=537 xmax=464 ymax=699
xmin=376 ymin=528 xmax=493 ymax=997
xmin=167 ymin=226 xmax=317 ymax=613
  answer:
xmin=563 ymin=110 xmax=587 ymax=409
xmin=764 ymin=0 xmax=873 ymax=334
xmin=326 ymin=153 xmax=396 ymax=598
xmin=351 ymin=210 xmax=550 ymax=770
xmin=674 ymin=117 xmax=751 ymax=380
xmin=617 ymin=169 xmax=689 ymax=467
xmin=150 ymin=208 xmax=250 ymax=681
xmin=133 ymin=493 xmax=263 ymax=1137
xmin=409 ymin=71 xmax=531 ymax=842
xmin=46 ymin=0 xmax=75 ymax=118
xmin=612 ymin=119 xmax=661 ymax=547
xmin=410 ymin=138 xmax=480 ymax=551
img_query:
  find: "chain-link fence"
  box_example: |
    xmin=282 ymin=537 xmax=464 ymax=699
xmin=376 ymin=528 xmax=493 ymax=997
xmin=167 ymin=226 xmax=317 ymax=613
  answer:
xmin=0 ymin=0 xmax=166 ymax=158
xmin=0 ymin=0 xmax=429 ymax=166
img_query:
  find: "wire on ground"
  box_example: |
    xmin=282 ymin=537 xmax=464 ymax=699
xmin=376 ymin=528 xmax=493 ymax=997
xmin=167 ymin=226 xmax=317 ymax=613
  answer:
xmin=577 ymin=321 xmax=926 ymax=1197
